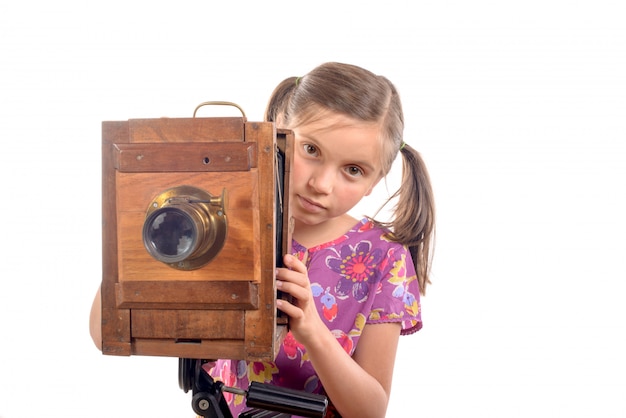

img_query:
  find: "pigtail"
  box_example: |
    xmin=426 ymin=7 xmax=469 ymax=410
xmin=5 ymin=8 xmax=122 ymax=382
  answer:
xmin=379 ymin=143 xmax=435 ymax=296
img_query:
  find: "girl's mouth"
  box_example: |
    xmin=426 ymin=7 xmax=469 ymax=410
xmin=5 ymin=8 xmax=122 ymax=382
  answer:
xmin=297 ymin=195 xmax=325 ymax=213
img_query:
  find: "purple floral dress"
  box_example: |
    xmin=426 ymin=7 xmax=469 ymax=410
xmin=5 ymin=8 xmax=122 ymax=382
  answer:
xmin=207 ymin=218 xmax=422 ymax=417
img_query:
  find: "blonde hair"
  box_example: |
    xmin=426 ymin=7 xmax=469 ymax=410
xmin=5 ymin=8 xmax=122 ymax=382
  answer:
xmin=265 ymin=62 xmax=435 ymax=295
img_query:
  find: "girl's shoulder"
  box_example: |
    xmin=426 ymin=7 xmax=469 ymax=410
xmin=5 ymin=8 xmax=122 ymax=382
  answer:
xmin=345 ymin=217 xmax=399 ymax=247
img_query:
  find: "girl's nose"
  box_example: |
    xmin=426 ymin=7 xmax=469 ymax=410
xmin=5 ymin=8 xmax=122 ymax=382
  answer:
xmin=309 ymin=168 xmax=334 ymax=194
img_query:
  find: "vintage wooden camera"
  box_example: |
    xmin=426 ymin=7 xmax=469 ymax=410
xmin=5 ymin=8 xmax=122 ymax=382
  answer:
xmin=99 ymin=103 xmax=293 ymax=362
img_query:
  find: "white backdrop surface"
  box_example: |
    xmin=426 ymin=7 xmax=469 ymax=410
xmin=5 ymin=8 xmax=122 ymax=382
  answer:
xmin=1 ymin=1 xmax=625 ymax=417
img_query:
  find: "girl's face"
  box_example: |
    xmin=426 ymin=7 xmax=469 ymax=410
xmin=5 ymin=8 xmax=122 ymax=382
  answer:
xmin=290 ymin=112 xmax=384 ymax=228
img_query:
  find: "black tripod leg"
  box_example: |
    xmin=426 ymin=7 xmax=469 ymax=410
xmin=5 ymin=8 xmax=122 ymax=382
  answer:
xmin=179 ymin=358 xmax=233 ymax=418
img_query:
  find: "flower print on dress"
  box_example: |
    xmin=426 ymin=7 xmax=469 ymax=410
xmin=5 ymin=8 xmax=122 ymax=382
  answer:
xmin=216 ymin=361 xmax=240 ymax=404
xmin=368 ymin=307 xmax=384 ymax=321
xmin=348 ymin=313 xmax=366 ymax=338
xmin=235 ymin=359 xmax=248 ymax=379
xmin=327 ymin=240 xmax=383 ymax=302
xmin=356 ymin=220 xmax=375 ymax=233
xmin=331 ymin=329 xmax=354 ymax=355
xmin=386 ymin=249 xmax=411 ymax=298
xmin=330 ymin=313 xmax=366 ymax=356
xmin=312 ymin=284 xmax=338 ymax=322
xmin=303 ymin=374 xmax=323 ymax=394
xmin=293 ymin=247 xmax=308 ymax=264
xmin=282 ymin=331 xmax=307 ymax=363
xmin=382 ymin=250 xmax=420 ymax=319
xmin=402 ymin=276 xmax=420 ymax=317
xmin=404 ymin=291 xmax=419 ymax=317
xmin=249 ymin=361 xmax=279 ymax=384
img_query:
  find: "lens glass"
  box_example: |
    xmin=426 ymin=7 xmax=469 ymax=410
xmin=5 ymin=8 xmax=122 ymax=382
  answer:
xmin=147 ymin=209 xmax=195 ymax=258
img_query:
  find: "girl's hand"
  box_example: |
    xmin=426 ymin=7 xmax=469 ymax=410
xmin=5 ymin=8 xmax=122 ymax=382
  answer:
xmin=275 ymin=254 xmax=326 ymax=345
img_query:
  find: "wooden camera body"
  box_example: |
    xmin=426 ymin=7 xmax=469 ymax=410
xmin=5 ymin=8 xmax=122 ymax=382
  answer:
xmin=100 ymin=113 xmax=292 ymax=362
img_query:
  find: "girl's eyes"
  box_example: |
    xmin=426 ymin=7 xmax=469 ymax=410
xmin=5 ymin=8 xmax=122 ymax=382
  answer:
xmin=303 ymin=144 xmax=319 ymax=156
xmin=301 ymin=142 xmax=364 ymax=177
xmin=346 ymin=166 xmax=364 ymax=177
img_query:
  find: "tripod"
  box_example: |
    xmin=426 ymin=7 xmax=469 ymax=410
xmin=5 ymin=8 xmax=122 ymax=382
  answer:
xmin=179 ymin=358 xmax=328 ymax=418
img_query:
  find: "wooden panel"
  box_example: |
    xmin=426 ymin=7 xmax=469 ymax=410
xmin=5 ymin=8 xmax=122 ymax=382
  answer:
xmin=115 ymin=171 xmax=258 ymax=211
xmin=275 ymin=325 xmax=289 ymax=353
xmin=101 ymin=305 xmax=131 ymax=356
xmin=132 ymin=339 xmax=246 ymax=360
xmin=116 ymin=281 xmax=258 ymax=309
xmin=128 ymin=117 xmax=245 ymax=143
xmin=115 ymin=171 xmax=260 ymax=282
xmin=243 ymin=122 xmax=281 ymax=360
xmin=101 ymin=121 xmax=132 ymax=356
xmin=113 ymin=142 xmax=256 ymax=172
xmin=130 ymin=309 xmax=245 ymax=339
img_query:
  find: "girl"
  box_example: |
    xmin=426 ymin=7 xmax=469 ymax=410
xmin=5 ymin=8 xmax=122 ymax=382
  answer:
xmin=208 ymin=62 xmax=435 ymax=418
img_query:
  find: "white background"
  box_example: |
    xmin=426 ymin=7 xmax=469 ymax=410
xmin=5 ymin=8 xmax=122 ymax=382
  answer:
xmin=1 ymin=1 xmax=625 ymax=417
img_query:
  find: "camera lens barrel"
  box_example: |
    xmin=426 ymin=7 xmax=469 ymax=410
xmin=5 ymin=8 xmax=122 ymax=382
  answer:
xmin=142 ymin=186 xmax=227 ymax=270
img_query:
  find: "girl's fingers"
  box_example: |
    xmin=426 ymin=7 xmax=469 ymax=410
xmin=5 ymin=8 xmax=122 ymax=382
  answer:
xmin=282 ymin=253 xmax=307 ymax=273
xmin=276 ymin=267 xmax=303 ymax=285
xmin=276 ymin=257 xmax=308 ymax=287
xmin=275 ymin=298 xmax=302 ymax=319
xmin=276 ymin=277 xmax=308 ymax=301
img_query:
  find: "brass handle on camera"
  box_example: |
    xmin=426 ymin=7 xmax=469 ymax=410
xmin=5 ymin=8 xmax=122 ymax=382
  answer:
xmin=193 ymin=101 xmax=247 ymax=119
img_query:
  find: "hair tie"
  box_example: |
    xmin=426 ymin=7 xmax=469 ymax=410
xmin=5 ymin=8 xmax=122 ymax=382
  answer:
xmin=400 ymin=141 xmax=407 ymax=150
xmin=295 ymin=77 xmax=302 ymax=86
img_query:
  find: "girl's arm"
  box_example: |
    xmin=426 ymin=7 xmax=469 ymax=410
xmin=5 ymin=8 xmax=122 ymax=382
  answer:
xmin=276 ymin=254 xmax=401 ymax=418
xmin=89 ymin=285 xmax=103 ymax=350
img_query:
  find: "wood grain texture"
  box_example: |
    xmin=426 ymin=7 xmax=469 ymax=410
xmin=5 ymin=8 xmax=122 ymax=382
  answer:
xmin=100 ymin=117 xmax=290 ymax=361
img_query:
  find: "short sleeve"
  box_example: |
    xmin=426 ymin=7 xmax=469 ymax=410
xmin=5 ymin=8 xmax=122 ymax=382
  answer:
xmin=367 ymin=243 xmax=422 ymax=335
